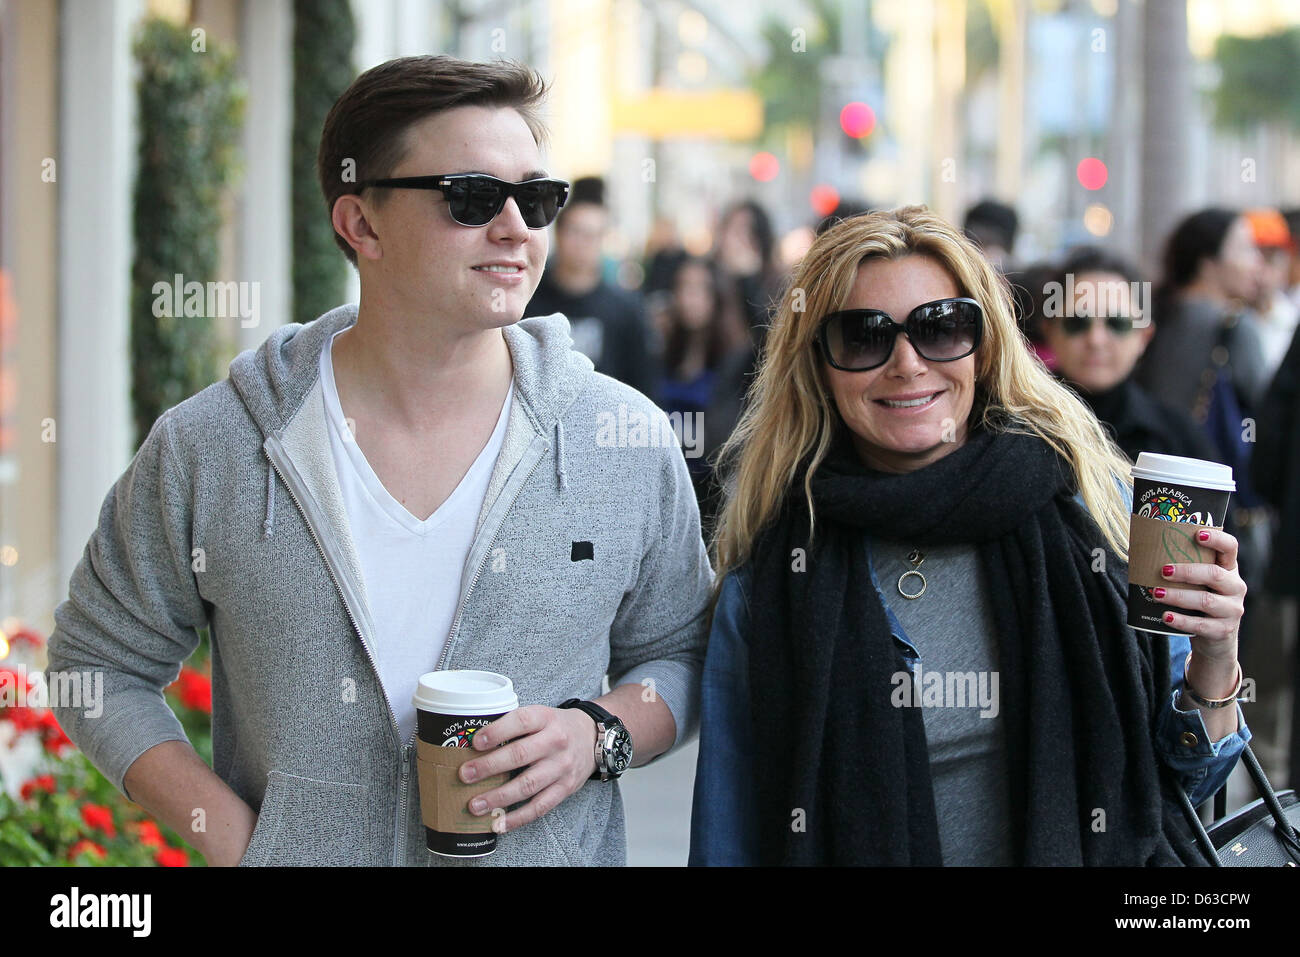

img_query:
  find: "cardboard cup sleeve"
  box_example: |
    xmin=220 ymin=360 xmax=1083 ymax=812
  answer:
xmin=1127 ymin=513 xmax=1220 ymax=589
xmin=415 ymin=737 xmax=509 ymax=835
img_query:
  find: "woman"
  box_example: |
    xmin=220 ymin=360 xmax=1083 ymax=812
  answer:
xmin=688 ymin=208 xmax=1251 ymax=866
xmin=1042 ymin=247 xmax=1218 ymax=463
xmin=1137 ymin=208 xmax=1266 ymax=417
xmin=655 ymin=255 xmax=739 ymax=533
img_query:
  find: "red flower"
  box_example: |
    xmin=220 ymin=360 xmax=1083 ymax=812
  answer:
xmin=68 ymin=839 xmax=106 ymax=860
xmin=80 ymin=803 xmax=117 ymax=838
xmin=154 ymin=846 xmax=189 ymax=867
xmin=134 ymin=820 xmax=165 ymax=848
xmin=6 ymin=706 xmax=41 ymax=733
xmin=174 ymin=666 xmax=212 ymax=714
xmin=39 ymin=712 xmax=74 ymax=756
xmin=19 ymin=774 xmax=55 ymax=801
xmin=8 ymin=627 xmax=45 ymax=648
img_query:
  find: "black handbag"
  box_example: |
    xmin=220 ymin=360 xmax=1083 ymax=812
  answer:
xmin=1175 ymin=742 xmax=1300 ymax=866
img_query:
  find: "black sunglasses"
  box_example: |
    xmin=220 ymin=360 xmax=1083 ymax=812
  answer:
xmin=356 ymin=173 xmax=570 ymax=228
xmin=1059 ymin=313 xmax=1137 ymax=336
xmin=816 ymin=297 xmax=983 ymax=372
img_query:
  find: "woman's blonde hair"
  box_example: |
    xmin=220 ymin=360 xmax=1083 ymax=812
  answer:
xmin=709 ymin=205 xmax=1133 ymax=592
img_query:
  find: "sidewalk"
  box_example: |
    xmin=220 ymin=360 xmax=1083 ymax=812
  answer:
xmin=621 ymin=739 xmax=698 ymax=866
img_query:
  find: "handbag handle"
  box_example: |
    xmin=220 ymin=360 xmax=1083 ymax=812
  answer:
xmin=1175 ymin=742 xmax=1300 ymax=865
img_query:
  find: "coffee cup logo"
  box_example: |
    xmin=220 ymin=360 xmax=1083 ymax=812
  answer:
xmin=439 ymin=719 xmax=485 ymax=748
xmin=1136 ymin=487 xmax=1210 ymax=526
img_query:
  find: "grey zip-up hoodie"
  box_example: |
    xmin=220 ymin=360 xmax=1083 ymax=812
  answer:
xmin=46 ymin=303 xmax=714 ymax=866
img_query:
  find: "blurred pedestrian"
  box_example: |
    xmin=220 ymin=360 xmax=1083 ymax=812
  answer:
xmin=1137 ymin=208 xmax=1267 ymax=414
xmin=655 ymin=255 xmax=739 ymax=534
xmin=963 ymin=198 xmax=1019 ymax=272
xmin=714 ymin=199 xmax=785 ymax=352
xmin=704 ymin=201 xmax=789 ymax=498
xmin=1242 ymin=208 xmax=1299 ymax=382
xmin=525 ymin=175 xmax=660 ymax=397
xmin=1006 ymin=259 xmax=1059 ymax=368
xmin=1284 ymin=208 xmax=1300 ymax=308
xmin=1251 ymin=323 xmax=1300 ymax=788
xmin=1041 ymin=247 xmax=1216 ymax=463
xmin=815 ymin=198 xmax=874 ymax=236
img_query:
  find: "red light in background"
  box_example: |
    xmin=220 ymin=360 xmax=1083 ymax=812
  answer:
xmin=749 ymin=152 xmax=780 ymax=182
xmin=810 ymin=185 xmax=840 ymax=217
xmin=839 ymin=102 xmax=876 ymax=138
xmin=1076 ymin=157 xmax=1108 ymax=190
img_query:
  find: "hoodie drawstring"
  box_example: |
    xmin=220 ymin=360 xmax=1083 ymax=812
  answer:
xmin=554 ymin=420 xmax=568 ymax=494
xmin=263 ymin=463 xmax=276 ymax=539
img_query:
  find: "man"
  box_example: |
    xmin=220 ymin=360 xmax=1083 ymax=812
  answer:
xmin=962 ymin=198 xmax=1019 ymax=272
xmin=46 ymin=55 xmax=713 ymax=866
xmin=1242 ymin=207 xmax=1298 ymax=382
xmin=524 ymin=176 xmax=660 ymax=397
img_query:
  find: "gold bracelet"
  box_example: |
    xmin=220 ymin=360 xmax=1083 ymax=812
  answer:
xmin=1182 ymin=652 xmax=1242 ymax=709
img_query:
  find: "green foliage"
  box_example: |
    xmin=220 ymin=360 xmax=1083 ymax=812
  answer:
xmin=130 ymin=17 xmax=246 ymax=451
xmin=1211 ymin=28 xmax=1300 ymax=133
xmin=752 ymin=1 xmax=841 ymax=142
xmin=292 ymin=0 xmax=356 ymax=326
xmin=0 ymin=753 xmax=205 ymax=866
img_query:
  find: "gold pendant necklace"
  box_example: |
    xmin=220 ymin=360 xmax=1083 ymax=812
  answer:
xmin=897 ymin=549 xmax=927 ymax=599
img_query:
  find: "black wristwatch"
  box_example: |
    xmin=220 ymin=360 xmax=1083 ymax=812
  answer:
xmin=558 ymin=698 xmax=634 ymax=781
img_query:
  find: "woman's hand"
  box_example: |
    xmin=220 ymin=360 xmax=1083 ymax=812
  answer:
xmin=456 ymin=705 xmax=598 ymax=834
xmin=1153 ymin=527 xmax=1246 ymax=739
xmin=1152 ymin=526 xmax=1246 ymax=664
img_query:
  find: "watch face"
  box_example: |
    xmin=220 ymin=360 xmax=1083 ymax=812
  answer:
xmin=606 ymin=726 xmax=633 ymax=774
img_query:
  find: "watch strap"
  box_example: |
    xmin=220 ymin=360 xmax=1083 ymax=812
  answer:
xmin=559 ymin=698 xmax=624 ymax=780
xmin=559 ymin=697 xmax=620 ymax=728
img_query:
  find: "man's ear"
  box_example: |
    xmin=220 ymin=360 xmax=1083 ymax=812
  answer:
xmin=332 ymin=194 xmax=383 ymax=262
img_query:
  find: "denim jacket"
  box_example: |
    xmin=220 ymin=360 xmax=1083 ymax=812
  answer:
xmin=688 ymin=507 xmax=1251 ymax=866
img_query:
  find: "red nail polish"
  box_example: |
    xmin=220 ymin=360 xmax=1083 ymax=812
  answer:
xmin=1153 ymin=587 xmax=1166 ymax=599
xmin=1197 ymin=530 xmax=1210 ymax=542
xmin=1164 ymin=612 xmax=1174 ymax=624
xmin=1162 ymin=564 xmax=1175 ymax=577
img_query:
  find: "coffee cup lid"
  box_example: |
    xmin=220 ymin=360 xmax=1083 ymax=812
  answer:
xmin=1131 ymin=452 xmax=1235 ymax=492
xmin=412 ymin=670 xmax=519 ymax=716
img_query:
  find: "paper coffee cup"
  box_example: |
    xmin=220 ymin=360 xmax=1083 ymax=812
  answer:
xmin=1127 ymin=453 xmax=1234 ymax=635
xmin=412 ymin=670 xmax=519 ymax=858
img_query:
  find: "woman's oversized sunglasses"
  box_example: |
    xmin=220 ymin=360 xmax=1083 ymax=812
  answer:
xmin=816 ymin=297 xmax=984 ymax=372
xmin=356 ymin=173 xmax=570 ymax=229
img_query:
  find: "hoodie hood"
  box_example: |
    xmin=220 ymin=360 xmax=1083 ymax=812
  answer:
xmin=228 ymin=303 xmax=595 ymax=537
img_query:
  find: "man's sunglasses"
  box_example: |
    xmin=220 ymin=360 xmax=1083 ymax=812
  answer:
xmin=1059 ymin=313 xmax=1137 ymax=336
xmin=816 ymin=297 xmax=983 ymax=372
xmin=356 ymin=173 xmax=570 ymax=228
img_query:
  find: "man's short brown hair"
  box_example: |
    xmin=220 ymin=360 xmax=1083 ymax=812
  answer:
xmin=317 ymin=55 xmax=550 ymax=265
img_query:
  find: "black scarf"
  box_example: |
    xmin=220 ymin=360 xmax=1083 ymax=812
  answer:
xmin=746 ymin=423 xmax=1201 ymax=865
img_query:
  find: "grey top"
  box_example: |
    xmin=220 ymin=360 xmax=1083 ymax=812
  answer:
xmin=46 ymin=303 xmax=714 ymax=866
xmin=872 ymin=538 xmax=1015 ymax=866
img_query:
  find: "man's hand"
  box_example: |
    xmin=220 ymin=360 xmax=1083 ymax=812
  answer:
xmin=458 ymin=705 xmax=598 ymax=833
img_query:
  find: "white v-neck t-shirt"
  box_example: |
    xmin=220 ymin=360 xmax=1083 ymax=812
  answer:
xmin=319 ymin=328 xmax=513 ymax=744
